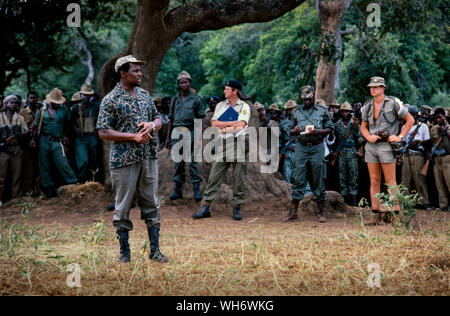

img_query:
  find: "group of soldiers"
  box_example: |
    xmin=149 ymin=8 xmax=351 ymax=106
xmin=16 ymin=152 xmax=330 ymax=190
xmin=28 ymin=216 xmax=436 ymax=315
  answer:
xmin=1 ymin=55 xmax=449 ymax=261
xmin=0 ymin=85 xmax=103 ymax=205
xmin=257 ymin=80 xmax=450 ymax=218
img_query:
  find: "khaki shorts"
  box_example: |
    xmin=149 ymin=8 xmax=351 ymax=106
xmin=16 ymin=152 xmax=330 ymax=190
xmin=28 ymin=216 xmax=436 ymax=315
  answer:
xmin=365 ymin=142 xmax=396 ymax=164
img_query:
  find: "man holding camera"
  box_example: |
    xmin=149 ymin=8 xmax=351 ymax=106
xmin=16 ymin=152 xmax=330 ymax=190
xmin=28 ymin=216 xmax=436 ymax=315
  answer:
xmin=360 ymin=77 xmax=414 ymax=225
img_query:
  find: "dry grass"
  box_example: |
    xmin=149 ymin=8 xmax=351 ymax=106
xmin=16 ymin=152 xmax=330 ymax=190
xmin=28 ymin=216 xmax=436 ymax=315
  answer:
xmin=0 ymin=214 xmax=448 ymax=296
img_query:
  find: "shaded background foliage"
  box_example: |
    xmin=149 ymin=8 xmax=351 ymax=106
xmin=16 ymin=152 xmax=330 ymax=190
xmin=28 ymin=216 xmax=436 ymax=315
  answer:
xmin=4 ymin=0 xmax=449 ymax=108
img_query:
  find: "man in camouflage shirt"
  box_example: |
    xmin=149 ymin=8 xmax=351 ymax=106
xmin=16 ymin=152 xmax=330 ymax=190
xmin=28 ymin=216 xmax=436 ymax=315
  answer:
xmin=97 ymin=55 xmax=167 ymax=263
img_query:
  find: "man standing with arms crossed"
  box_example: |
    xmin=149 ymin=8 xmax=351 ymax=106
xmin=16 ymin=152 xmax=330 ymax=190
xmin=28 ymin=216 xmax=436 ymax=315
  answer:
xmin=360 ymin=77 xmax=414 ymax=225
xmin=193 ymin=80 xmax=250 ymax=221
xmin=97 ymin=55 xmax=168 ymax=263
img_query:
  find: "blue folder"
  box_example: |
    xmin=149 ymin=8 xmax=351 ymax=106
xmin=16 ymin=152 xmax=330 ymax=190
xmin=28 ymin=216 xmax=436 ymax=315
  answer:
xmin=218 ymin=106 xmax=239 ymax=122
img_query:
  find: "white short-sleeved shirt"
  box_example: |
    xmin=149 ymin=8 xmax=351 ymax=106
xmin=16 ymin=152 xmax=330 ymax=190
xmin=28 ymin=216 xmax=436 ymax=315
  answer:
xmin=406 ymin=123 xmax=430 ymax=153
xmin=211 ymin=99 xmax=251 ymax=124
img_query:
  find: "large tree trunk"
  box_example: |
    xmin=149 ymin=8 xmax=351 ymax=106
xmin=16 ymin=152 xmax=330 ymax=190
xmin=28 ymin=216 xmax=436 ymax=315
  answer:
xmin=97 ymin=0 xmax=306 ymax=97
xmin=315 ymin=0 xmax=352 ymax=104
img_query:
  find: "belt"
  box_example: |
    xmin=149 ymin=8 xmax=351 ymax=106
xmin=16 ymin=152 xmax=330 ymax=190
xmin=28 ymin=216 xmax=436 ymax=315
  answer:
xmin=43 ymin=134 xmax=62 ymax=142
xmin=406 ymin=151 xmax=423 ymax=156
xmin=298 ymin=140 xmax=322 ymax=147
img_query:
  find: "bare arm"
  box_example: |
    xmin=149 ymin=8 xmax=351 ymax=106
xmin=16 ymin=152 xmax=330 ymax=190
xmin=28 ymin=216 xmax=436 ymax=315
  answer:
xmin=361 ymin=121 xmax=381 ymax=144
xmin=98 ymin=129 xmax=150 ymax=144
xmin=388 ymin=112 xmax=415 ymax=142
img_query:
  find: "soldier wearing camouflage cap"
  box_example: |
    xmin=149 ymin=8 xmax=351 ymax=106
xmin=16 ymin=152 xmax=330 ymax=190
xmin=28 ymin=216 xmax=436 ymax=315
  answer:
xmin=97 ymin=54 xmax=167 ymax=263
xmin=166 ymin=71 xmax=205 ymax=202
xmin=279 ymin=100 xmax=298 ymax=183
xmin=360 ymin=76 xmax=415 ymax=225
xmin=254 ymin=102 xmax=268 ymax=127
xmin=283 ymin=85 xmax=334 ymax=223
xmin=332 ymin=101 xmax=361 ymax=206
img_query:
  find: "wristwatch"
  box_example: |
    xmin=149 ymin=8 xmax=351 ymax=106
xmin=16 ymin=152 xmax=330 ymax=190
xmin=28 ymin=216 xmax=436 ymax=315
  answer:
xmin=399 ymin=135 xmax=404 ymax=141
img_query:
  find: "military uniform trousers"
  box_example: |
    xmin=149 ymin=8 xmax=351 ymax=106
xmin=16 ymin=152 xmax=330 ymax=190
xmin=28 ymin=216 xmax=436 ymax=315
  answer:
xmin=171 ymin=129 xmax=201 ymax=184
xmin=111 ymin=159 xmax=160 ymax=231
xmin=338 ymin=147 xmax=359 ymax=196
xmin=401 ymin=153 xmax=429 ymax=205
xmin=75 ymin=134 xmax=99 ymax=182
xmin=433 ymin=155 xmax=450 ymax=209
xmin=282 ymin=149 xmax=295 ymax=183
xmin=0 ymin=144 xmax=23 ymax=200
xmin=21 ymin=144 xmax=41 ymax=195
xmin=291 ymin=142 xmax=326 ymax=202
xmin=38 ymin=136 xmax=78 ymax=189
xmin=203 ymin=160 xmax=248 ymax=208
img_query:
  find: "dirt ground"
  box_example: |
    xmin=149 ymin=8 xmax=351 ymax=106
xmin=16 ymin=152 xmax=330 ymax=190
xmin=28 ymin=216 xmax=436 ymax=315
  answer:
xmin=0 ymin=184 xmax=449 ymax=296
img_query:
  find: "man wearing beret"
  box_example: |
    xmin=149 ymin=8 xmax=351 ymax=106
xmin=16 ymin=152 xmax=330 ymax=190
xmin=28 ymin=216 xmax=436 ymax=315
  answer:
xmin=97 ymin=55 xmax=167 ymax=263
xmin=360 ymin=76 xmax=414 ymax=225
xmin=193 ymin=80 xmax=251 ymax=221
xmin=0 ymin=95 xmax=28 ymax=205
xmin=30 ymin=88 xmax=78 ymax=199
xmin=282 ymin=85 xmax=334 ymax=223
xmin=165 ymin=71 xmax=205 ymax=202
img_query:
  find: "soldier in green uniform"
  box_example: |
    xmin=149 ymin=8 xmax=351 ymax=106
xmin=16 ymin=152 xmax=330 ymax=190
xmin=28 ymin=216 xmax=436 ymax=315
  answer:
xmin=282 ymin=85 xmax=334 ymax=223
xmin=254 ymin=102 xmax=268 ymax=127
xmin=332 ymin=102 xmax=361 ymax=206
xmin=193 ymin=80 xmax=251 ymax=221
xmin=20 ymin=91 xmax=42 ymax=195
xmin=97 ymin=55 xmax=167 ymax=263
xmin=30 ymin=88 xmax=78 ymax=199
xmin=360 ymin=77 xmax=414 ymax=225
xmin=69 ymin=84 xmax=100 ymax=183
xmin=165 ymin=71 xmax=205 ymax=202
xmin=279 ymin=100 xmax=297 ymax=183
xmin=0 ymin=95 xmax=28 ymax=205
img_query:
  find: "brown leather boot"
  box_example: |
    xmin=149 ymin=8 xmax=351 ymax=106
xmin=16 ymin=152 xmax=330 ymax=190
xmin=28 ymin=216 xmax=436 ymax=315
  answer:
xmin=365 ymin=210 xmax=381 ymax=226
xmin=317 ymin=201 xmax=327 ymax=223
xmin=282 ymin=200 xmax=299 ymax=222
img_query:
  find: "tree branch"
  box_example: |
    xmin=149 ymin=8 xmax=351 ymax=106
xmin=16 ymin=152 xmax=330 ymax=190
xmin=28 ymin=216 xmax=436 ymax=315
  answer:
xmin=165 ymin=0 xmax=306 ymax=36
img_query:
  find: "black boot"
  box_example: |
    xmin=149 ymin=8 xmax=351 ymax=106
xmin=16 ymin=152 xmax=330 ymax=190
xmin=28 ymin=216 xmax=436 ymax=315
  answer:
xmin=350 ymin=195 xmax=358 ymax=207
xmin=148 ymin=226 xmax=168 ymax=263
xmin=232 ymin=207 xmax=242 ymax=220
xmin=43 ymin=187 xmax=52 ymax=199
xmin=116 ymin=229 xmax=130 ymax=263
xmin=193 ymin=182 xmax=202 ymax=202
xmin=192 ymin=205 xmax=211 ymax=219
xmin=170 ymin=182 xmax=183 ymax=200
xmin=282 ymin=200 xmax=299 ymax=222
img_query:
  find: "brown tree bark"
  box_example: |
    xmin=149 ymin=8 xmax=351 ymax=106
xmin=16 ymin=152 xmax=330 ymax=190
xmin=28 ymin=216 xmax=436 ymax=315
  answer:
xmin=314 ymin=0 xmax=352 ymax=104
xmin=97 ymin=0 xmax=306 ymax=97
